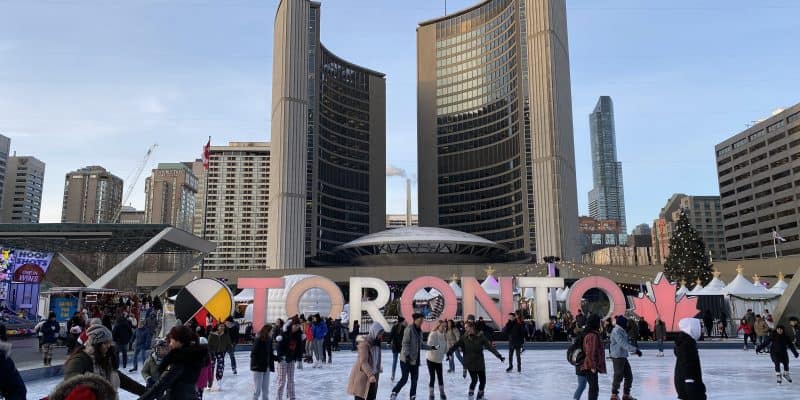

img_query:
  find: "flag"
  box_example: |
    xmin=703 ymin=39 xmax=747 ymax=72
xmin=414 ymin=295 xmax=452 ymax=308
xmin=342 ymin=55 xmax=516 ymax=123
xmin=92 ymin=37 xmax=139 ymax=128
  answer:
xmin=773 ymin=230 xmax=787 ymax=242
xmin=202 ymin=138 xmax=210 ymax=170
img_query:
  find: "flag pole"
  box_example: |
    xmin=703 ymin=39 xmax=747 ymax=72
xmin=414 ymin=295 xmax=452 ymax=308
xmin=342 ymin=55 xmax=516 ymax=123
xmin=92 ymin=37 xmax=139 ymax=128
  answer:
xmin=200 ymin=136 xmax=211 ymax=278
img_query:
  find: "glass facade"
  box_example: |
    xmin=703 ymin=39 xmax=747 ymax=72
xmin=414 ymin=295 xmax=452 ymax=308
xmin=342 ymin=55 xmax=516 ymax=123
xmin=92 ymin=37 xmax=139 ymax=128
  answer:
xmin=430 ymin=0 xmax=529 ymax=253
xmin=588 ymin=96 xmax=626 ymax=233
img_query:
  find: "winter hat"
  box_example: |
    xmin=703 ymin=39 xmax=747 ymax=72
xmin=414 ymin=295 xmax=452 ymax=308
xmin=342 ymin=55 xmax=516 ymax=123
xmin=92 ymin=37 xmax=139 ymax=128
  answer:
xmin=49 ymin=373 xmax=116 ymax=400
xmin=678 ymin=318 xmax=702 ymax=340
xmin=86 ymin=325 xmax=113 ymax=346
xmin=78 ymin=318 xmax=104 ymax=346
xmin=615 ymin=315 xmax=628 ymax=328
xmin=586 ymin=315 xmax=601 ymax=331
xmin=65 ymin=385 xmax=95 ymax=400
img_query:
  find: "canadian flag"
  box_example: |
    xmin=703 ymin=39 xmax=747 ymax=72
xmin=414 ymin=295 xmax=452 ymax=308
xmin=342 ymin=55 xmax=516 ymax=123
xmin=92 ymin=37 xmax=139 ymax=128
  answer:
xmin=202 ymin=139 xmax=211 ymax=170
xmin=773 ymin=230 xmax=787 ymax=242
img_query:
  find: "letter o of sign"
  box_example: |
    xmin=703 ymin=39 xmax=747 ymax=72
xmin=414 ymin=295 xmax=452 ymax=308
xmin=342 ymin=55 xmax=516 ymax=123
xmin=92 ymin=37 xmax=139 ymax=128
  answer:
xmin=284 ymin=275 xmax=345 ymax=318
xmin=400 ymin=276 xmax=457 ymax=332
xmin=566 ymin=276 xmax=626 ymax=320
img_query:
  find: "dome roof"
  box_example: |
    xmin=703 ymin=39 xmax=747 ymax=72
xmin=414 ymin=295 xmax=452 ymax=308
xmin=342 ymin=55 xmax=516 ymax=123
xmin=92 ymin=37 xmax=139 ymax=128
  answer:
xmin=335 ymin=227 xmax=507 ymax=265
xmin=339 ymin=227 xmax=504 ymax=248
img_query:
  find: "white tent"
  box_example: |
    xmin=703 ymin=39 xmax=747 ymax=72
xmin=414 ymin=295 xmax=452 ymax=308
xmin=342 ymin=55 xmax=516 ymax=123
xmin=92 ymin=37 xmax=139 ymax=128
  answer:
xmin=556 ymin=286 xmax=571 ymax=302
xmin=413 ymin=289 xmax=431 ymax=301
xmin=234 ymin=288 xmax=254 ymax=303
xmin=724 ymin=270 xmax=780 ymax=318
xmin=768 ymin=277 xmax=789 ymax=295
xmin=449 ymin=280 xmax=463 ymax=299
xmin=481 ymin=274 xmax=500 ymax=299
xmin=428 ymin=288 xmax=443 ymax=299
xmin=697 ymin=275 xmax=727 ymax=295
xmin=688 ymin=282 xmax=704 ymax=296
xmin=676 ymin=282 xmax=689 ymax=299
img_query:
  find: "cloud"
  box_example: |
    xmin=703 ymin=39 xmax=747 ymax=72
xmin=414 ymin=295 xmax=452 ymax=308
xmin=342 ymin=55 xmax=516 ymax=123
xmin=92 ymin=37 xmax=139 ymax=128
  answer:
xmin=138 ymin=96 xmax=167 ymax=114
xmin=386 ymin=165 xmax=406 ymax=178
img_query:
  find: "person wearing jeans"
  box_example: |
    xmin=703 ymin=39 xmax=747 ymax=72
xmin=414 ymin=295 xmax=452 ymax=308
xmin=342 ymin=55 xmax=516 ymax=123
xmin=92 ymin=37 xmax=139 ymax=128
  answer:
xmin=579 ymin=315 xmax=606 ymax=400
xmin=609 ymin=316 xmax=641 ymax=400
xmin=130 ymin=321 xmax=152 ymax=372
xmin=311 ymin=315 xmax=328 ymax=368
xmin=446 ymin=320 xmax=504 ymax=400
xmin=390 ymin=314 xmax=425 ymax=400
xmin=250 ymin=324 xmax=274 ymax=400
xmin=502 ymin=313 xmax=525 ymax=373
xmin=225 ymin=317 xmax=240 ymax=375
xmin=389 ymin=317 xmax=406 ymax=381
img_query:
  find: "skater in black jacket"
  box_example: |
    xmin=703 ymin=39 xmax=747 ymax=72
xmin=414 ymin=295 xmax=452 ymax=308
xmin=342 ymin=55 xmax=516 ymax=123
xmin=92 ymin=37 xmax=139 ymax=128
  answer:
xmin=674 ymin=318 xmax=706 ymax=400
xmin=757 ymin=325 xmax=799 ymax=384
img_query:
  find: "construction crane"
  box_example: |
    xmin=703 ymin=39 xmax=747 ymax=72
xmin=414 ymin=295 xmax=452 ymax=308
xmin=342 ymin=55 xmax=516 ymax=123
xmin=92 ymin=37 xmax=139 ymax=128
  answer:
xmin=113 ymin=143 xmax=158 ymax=223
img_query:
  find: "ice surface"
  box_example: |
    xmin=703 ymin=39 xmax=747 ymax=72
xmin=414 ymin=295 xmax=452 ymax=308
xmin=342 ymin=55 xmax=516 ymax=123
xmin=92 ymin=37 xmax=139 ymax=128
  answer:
xmin=25 ymin=348 xmax=797 ymax=399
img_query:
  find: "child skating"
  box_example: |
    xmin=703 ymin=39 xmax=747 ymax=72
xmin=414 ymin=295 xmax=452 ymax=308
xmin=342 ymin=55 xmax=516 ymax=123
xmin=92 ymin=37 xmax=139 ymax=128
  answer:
xmin=756 ymin=325 xmax=799 ymax=384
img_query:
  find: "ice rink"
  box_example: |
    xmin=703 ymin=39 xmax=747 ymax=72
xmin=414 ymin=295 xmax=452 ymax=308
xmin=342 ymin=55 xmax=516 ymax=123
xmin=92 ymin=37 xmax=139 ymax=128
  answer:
xmin=26 ymin=348 xmax=798 ymax=399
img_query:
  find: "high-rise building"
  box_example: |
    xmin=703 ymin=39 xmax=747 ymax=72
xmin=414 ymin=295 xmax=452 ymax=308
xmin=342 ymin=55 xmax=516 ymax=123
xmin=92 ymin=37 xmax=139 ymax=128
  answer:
xmin=588 ymin=96 xmax=626 ymax=232
xmin=715 ymin=103 xmax=800 ymax=259
xmin=651 ymin=194 xmax=725 ymax=264
xmin=118 ymin=206 xmax=146 ymax=224
xmin=267 ymin=0 xmax=386 ymax=269
xmin=202 ymin=142 xmax=270 ymax=270
xmin=188 ymin=159 xmax=206 ymax=236
xmin=0 ymin=134 xmax=10 ymax=212
xmin=61 ymin=166 xmax=123 ymax=224
xmin=417 ymin=0 xmax=579 ymax=260
xmin=144 ymin=163 xmax=198 ymax=232
xmin=386 ymin=214 xmax=419 ymax=229
xmin=1 ymin=155 xmax=45 ymax=223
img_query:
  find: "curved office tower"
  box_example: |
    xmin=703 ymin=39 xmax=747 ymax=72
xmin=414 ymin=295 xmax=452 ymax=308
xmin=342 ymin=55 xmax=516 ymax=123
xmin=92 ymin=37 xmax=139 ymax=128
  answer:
xmin=417 ymin=0 xmax=579 ymax=260
xmin=268 ymin=0 xmax=386 ymax=268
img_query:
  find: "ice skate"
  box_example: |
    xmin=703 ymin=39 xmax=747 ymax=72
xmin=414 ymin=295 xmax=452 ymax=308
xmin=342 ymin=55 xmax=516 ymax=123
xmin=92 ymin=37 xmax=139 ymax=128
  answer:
xmin=467 ymin=391 xmax=474 ymax=400
xmin=609 ymin=395 xmax=619 ymax=400
xmin=505 ymin=366 xmax=513 ymax=373
xmin=783 ymin=371 xmax=792 ymax=382
xmin=439 ymin=386 xmax=447 ymax=400
xmin=476 ymin=391 xmax=485 ymax=400
xmin=777 ymin=372 xmax=782 ymax=384
xmin=429 ymin=387 xmax=434 ymax=400
xmin=622 ymin=395 xmax=637 ymax=400
xmin=389 ymin=392 xmax=397 ymax=400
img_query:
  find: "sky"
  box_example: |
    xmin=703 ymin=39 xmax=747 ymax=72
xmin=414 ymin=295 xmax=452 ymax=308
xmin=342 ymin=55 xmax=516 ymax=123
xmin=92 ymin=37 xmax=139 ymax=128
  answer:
xmin=1 ymin=0 xmax=799 ymax=231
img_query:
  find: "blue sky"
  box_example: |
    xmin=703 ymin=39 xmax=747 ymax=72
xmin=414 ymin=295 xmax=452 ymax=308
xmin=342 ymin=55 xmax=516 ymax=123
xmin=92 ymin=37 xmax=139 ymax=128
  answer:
xmin=1 ymin=0 xmax=799 ymax=231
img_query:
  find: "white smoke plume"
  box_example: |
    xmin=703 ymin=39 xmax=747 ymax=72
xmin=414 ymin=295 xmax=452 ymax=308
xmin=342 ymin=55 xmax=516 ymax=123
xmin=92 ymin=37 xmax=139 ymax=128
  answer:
xmin=386 ymin=165 xmax=406 ymax=178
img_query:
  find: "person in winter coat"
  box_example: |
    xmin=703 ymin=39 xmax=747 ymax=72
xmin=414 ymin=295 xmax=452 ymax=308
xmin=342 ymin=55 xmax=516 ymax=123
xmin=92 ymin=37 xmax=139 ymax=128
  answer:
xmin=131 ymin=320 xmax=152 ymax=372
xmin=323 ymin=318 xmax=334 ymax=363
xmin=389 ymin=317 xmax=407 ymax=381
xmin=575 ymin=309 xmax=587 ymax=330
xmin=347 ymin=322 xmax=385 ymax=400
xmin=446 ymin=320 xmax=504 ymax=400
xmin=224 ymin=316 xmax=240 ymax=375
xmin=275 ymin=317 xmax=305 ymax=400
xmin=789 ymin=317 xmax=800 ymax=344
xmin=654 ymin=318 xmax=667 ymax=357
xmin=41 ymin=311 xmax=60 ymax=366
xmin=426 ymin=320 xmax=448 ymax=400
xmin=142 ymin=340 xmax=169 ymax=387
xmin=139 ymin=325 xmax=208 ymax=400
xmin=311 ymin=314 xmax=328 ymax=368
xmin=674 ymin=318 xmax=706 ymax=399
xmin=195 ymin=337 xmax=213 ymax=399
xmin=702 ymin=310 xmax=714 ymax=338
xmin=444 ymin=320 xmax=463 ymax=376
xmin=0 ymin=341 xmax=26 ymax=400
xmin=113 ymin=315 xmax=134 ymax=369
xmin=737 ymin=318 xmax=755 ymax=350
xmin=754 ymin=315 xmax=770 ymax=351
xmin=63 ymin=323 xmax=146 ymax=397
xmin=351 ymin=320 xmax=360 ymax=351
xmin=757 ymin=325 xmax=799 ymax=384
xmin=580 ymin=315 xmax=606 ymax=400
xmin=390 ymin=313 xmax=427 ymax=400
xmin=609 ymin=316 xmax=642 ymax=400
xmin=502 ymin=312 xmax=525 ymax=373
xmin=250 ymin=324 xmax=275 ymax=400
xmin=207 ymin=323 xmax=232 ymax=391
xmin=49 ymin=373 xmax=116 ymax=400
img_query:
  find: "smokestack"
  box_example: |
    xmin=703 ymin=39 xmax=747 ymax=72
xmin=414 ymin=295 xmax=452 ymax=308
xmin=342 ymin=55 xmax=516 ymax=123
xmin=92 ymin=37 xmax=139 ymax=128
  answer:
xmin=406 ymin=178 xmax=411 ymax=227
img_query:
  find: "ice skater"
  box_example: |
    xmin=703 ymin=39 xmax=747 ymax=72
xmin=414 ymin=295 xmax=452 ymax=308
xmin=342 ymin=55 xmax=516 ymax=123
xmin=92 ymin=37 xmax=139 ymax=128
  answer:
xmin=674 ymin=318 xmax=706 ymax=400
xmin=250 ymin=324 xmax=275 ymax=400
xmin=609 ymin=316 xmax=642 ymax=400
xmin=653 ymin=318 xmax=666 ymax=357
xmin=446 ymin=320 xmax=504 ymax=400
xmin=502 ymin=312 xmax=525 ymax=373
xmin=390 ymin=313 xmax=426 ymax=400
xmin=444 ymin=320 xmax=463 ymax=377
xmin=577 ymin=315 xmax=605 ymax=400
xmin=207 ymin=323 xmax=232 ymax=391
xmin=756 ymin=325 xmax=799 ymax=384
xmin=389 ymin=317 xmax=406 ymax=381
xmin=346 ymin=322 xmax=384 ymax=400
xmin=426 ymin=320 xmax=448 ymax=399
xmin=311 ymin=314 xmax=328 ymax=368
xmin=736 ymin=318 xmax=754 ymax=351
xmin=275 ymin=317 xmax=304 ymax=400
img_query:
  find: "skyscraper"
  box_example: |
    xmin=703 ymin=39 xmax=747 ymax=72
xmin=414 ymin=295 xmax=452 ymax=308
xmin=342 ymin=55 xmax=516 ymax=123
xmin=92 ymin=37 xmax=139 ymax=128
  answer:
xmin=61 ymin=166 xmax=123 ymax=224
xmin=0 ymin=134 xmax=10 ymax=213
xmin=417 ymin=0 xmax=579 ymax=260
xmin=144 ymin=163 xmax=198 ymax=232
xmin=588 ymin=96 xmax=626 ymax=233
xmin=1 ymin=155 xmax=44 ymax=223
xmin=267 ymin=0 xmax=386 ymax=269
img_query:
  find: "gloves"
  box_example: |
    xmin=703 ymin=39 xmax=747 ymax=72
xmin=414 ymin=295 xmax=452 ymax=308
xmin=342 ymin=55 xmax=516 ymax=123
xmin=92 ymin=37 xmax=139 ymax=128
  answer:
xmin=499 ymin=356 xmax=505 ymax=362
xmin=635 ymin=349 xmax=642 ymax=357
xmin=275 ymin=335 xmax=283 ymax=342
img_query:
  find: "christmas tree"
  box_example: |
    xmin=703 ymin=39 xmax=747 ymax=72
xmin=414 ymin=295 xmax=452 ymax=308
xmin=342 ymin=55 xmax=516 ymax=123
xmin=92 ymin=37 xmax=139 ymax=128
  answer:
xmin=663 ymin=208 xmax=713 ymax=286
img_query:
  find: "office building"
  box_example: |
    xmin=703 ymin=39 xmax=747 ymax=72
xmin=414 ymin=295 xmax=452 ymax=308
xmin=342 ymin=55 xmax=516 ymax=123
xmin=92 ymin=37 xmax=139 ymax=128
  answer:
xmin=588 ymin=96 xmax=626 ymax=232
xmin=387 ymin=214 xmax=419 ymax=229
xmin=1 ymin=155 xmax=45 ymax=223
xmin=417 ymin=0 xmax=579 ymax=260
xmin=578 ymin=216 xmax=626 ymax=253
xmin=144 ymin=163 xmax=198 ymax=232
xmin=715 ymin=103 xmax=800 ymax=259
xmin=187 ymin=159 xmax=206 ymax=237
xmin=651 ymin=194 xmax=725 ymax=264
xmin=267 ymin=0 xmax=386 ymax=268
xmin=118 ymin=206 xmax=146 ymax=224
xmin=203 ymin=142 xmax=270 ymax=270
xmin=0 ymin=134 xmax=10 ymax=213
xmin=61 ymin=166 xmax=123 ymax=223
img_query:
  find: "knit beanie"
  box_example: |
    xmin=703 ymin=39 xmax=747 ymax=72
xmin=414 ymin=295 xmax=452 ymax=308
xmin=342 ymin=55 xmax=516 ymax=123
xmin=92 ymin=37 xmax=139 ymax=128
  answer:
xmin=86 ymin=325 xmax=113 ymax=346
xmin=78 ymin=318 xmax=104 ymax=346
xmin=615 ymin=315 xmax=628 ymax=328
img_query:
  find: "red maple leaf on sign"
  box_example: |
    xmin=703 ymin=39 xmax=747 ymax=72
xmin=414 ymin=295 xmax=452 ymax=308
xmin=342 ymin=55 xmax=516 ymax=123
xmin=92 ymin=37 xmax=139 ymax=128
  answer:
xmin=632 ymin=272 xmax=700 ymax=332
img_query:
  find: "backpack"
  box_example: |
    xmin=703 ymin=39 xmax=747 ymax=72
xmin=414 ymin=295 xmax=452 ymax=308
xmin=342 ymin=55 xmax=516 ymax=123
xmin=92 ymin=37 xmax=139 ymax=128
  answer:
xmin=567 ymin=332 xmax=587 ymax=366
